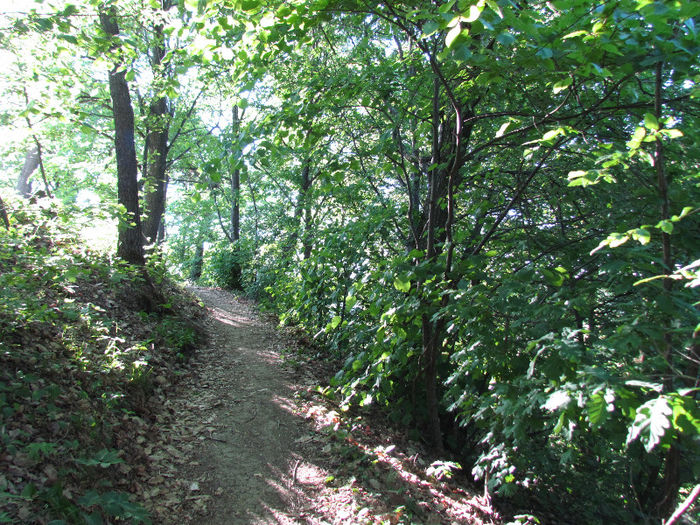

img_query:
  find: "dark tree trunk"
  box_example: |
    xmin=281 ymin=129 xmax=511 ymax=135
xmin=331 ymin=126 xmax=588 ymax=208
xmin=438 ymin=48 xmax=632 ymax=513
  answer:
xmin=142 ymin=97 xmax=169 ymax=245
xmin=301 ymin=159 xmax=312 ymax=260
xmin=100 ymin=7 xmax=144 ymax=265
xmin=17 ymin=146 xmax=39 ymax=197
xmin=142 ymin=11 xmax=171 ymax=246
xmin=653 ymin=60 xmax=680 ymax=520
xmin=231 ymin=105 xmax=241 ymax=242
xmin=0 ymin=195 xmax=9 ymax=229
xmin=190 ymin=242 xmax=204 ymax=281
xmin=417 ymin=77 xmax=451 ymax=452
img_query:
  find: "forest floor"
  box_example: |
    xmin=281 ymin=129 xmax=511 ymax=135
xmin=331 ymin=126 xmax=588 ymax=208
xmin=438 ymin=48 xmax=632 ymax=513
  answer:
xmin=146 ymin=287 xmax=501 ymax=524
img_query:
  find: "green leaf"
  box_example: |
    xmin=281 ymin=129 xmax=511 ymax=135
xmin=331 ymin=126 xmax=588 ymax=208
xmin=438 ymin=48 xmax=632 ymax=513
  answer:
xmin=536 ymin=47 xmax=553 ymax=59
xmin=463 ymin=5 xmax=483 ymax=23
xmin=660 ymin=129 xmax=683 ymax=139
xmin=542 ymin=128 xmax=563 ymax=141
xmin=562 ymin=30 xmax=588 ymax=39
xmin=445 ymin=24 xmax=462 ymax=48
xmin=241 ymin=0 xmax=260 ymax=12
xmin=608 ymin=233 xmax=629 ymax=248
xmin=644 ymin=113 xmax=659 ymax=130
xmin=496 ymin=32 xmax=515 ymax=46
xmin=541 ymin=268 xmax=564 ymax=287
xmin=423 ymin=20 xmax=440 ymax=37
xmin=627 ymin=126 xmax=646 ymax=149
xmin=486 ymin=0 xmax=503 ymax=18
xmin=552 ymin=78 xmax=572 ymax=94
xmin=76 ymin=449 xmax=124 ymax=468
xmin=625 ymin=380 xmax=663 ymax=392
xmin=567 ymin=170 xmax=587 ymax=180
xmin=626 ymin=396 xmax=672 ymax=452
xmin=393 ymin=275 xmax=411 ymax=293
xmin=630 ymin=228 xmax=651 ymax=245
xmin=587 ymin=391 xmax=607 ymax=427
xmin=330 ymin=316 xmax=341 ymax=329
xmin=656 ymin=219 xmax=673 ymax=234
xmin=495 ymin=121 xmax=510 ymax=138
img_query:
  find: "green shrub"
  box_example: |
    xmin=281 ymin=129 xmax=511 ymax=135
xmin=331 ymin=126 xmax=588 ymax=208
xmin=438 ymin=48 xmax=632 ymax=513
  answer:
xmin=206 ymin=241 xmax=250 ymax=290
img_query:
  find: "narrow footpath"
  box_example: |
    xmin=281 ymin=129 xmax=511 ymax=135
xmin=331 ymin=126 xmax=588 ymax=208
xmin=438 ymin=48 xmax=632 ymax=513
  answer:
xmin=145 ymin=287 xmax=499 ymax=524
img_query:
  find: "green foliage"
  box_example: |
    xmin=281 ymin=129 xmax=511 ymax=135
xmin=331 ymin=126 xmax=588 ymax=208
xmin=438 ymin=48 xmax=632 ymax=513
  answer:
xmin=205 ymin=241 xmax=250 ymax=290
xmin=155 ymin=316 xmax=199 ymax=361
xmin=2 ymin=0 xmax=699 ymax=521
xmin=0 ymin=195 xmax=202 ymax=523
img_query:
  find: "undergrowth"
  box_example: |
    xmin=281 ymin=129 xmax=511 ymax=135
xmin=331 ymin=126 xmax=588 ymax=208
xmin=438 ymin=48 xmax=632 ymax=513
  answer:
xmin=0 ymin=195 xmax=205 ymax=524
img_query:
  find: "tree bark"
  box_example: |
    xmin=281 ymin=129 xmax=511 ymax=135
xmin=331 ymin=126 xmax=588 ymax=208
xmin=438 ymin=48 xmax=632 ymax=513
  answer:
xmin=17 ymin=146 xmax=39 ymax=197
xmin=231 ymin=105 xmax=241 ymax=242
xmin=142 ymin=95 xmax=170 ymax=245
xmin=190 ymin=242 xmax=204 ymax=281
xmin=301 ymin=159 xmax=313 ymax=260
xmin=0 ymin=195 xmax=9 ymax=229
xmin=141 ymin=8 xmax=171 ymax=246
xmin=653 ymin=59 xmax=680 ymax=521
xmin=100 ymin=6 xmax=145 ymax=265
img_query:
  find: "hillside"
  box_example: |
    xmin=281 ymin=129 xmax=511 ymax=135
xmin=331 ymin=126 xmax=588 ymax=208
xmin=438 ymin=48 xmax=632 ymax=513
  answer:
xmin=0 ymin=196 xmax=205 ymax=523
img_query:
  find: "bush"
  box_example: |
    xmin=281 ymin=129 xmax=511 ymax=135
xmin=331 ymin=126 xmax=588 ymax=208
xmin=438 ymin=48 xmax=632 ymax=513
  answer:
xmin=206 ymin=241 xmax=251 ymax=290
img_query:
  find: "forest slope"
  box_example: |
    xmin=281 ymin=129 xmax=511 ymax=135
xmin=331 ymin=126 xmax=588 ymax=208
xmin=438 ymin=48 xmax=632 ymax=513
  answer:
xmin=0 ymin=197 xmax=205 ymax=523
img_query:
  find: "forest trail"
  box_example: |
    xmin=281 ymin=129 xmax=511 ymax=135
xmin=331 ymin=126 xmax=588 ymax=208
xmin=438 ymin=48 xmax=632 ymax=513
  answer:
xmin=152 ymin=287 xmax=498 ymax=524
xmin=170 ymin=287 xmax=331 ymax=524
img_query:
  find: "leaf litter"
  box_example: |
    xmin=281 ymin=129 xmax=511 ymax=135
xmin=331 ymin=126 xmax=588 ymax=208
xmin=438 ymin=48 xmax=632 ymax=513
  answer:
xmin=149 ymin=287 xmax=501 ymax=524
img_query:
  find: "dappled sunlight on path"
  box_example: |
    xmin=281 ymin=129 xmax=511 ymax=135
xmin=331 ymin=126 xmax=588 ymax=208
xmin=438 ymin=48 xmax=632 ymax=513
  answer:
xmin=154 ymin=287 xmax=498 ymax=524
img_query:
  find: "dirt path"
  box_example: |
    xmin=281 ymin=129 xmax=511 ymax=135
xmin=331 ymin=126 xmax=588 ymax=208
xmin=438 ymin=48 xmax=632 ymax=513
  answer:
xmin=145 ymin=287 xmax=499 ymax=524
xmin=172 ymin=287 xmax=330 ymax=524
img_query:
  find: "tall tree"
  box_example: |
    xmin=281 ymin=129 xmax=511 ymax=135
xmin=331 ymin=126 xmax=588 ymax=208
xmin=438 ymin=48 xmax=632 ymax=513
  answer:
xmin=141 ymin=0 xmax=173 ymax=246
xmin=99 ymin=4 xmax=144 ymax=264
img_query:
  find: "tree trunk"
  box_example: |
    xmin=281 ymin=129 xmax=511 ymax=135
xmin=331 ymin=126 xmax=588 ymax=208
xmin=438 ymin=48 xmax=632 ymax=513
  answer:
xmin=301 ymin=159 xmax=312 ymax=260
xmin=653 ymin=59 xmax=679 ymax=520
xmin=0 ymin=195 xmax=9 ymax=229
xmin=190 ymin=242 xmax=203 ymax=281
xmin=157 ymin=216 xmax=166 ymax=244
xmin=231 ymin=105 xmax=241 ymax=242
xmin=141 ymin=10 xmax=171 ymax=246
xmin=100 ymin=7 xmax=144 ymax=265
xmin=17 ymin=146 xmax=39 ymax=197
xmin=142 ymin=97 xmax=169 ymax=245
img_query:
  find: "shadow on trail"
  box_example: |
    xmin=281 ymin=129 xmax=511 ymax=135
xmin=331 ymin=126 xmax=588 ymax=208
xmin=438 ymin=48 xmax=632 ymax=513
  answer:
xmin=183 ymin=287 xmax=495 ymax=524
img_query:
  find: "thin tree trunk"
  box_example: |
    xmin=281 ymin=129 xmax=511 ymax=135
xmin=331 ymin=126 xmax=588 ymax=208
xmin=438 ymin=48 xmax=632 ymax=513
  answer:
xmin=190 ymin=242 xmax=204 ymax=281
xmin=653 ymin=59 xmax=679 ymax=520
xmin=231 ymin=105 xmax=241 ymax=242
xmin=0 ymin=195 xmax=9 ymax=229
xmin=17 ymin=146 xmax=39 ymax=197
xmin=100 ymin=6 xmax=144 ymax=265
xmin=246 ymin=175 xmax=259 ymax=250
xmin=301 ymin=159 xmax=312 ymax=260
xmin=142 ymin=96 xmax=169 ymax=245
xmin=419 ymin=77 xmax=447 ymax=452
xmin=20 ymin=88 xmax=52 ymax=198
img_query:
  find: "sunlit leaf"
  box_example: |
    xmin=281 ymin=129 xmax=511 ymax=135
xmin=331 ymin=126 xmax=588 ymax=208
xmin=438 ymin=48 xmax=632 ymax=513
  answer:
xmin=626 ymin=397 xmax=672 ymax=452
xmin=644 ymin=113 xmax=659 ymax=130
xmin=393 ymin=275 xmax=411 ymax=293
xmin=445 ymin=24 xmax=462 ymax=48
xmin=552 ymin=78 xmax=572 ymax=94
xmin=464 ymin=5 xmax=483 ymax=23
